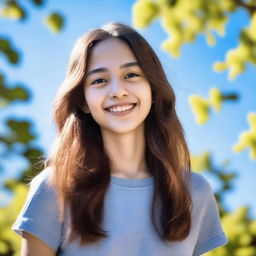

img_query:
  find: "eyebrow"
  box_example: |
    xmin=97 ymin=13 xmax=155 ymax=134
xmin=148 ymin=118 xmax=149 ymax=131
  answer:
xmin=86 ymin=62 xmax=139 ymax=78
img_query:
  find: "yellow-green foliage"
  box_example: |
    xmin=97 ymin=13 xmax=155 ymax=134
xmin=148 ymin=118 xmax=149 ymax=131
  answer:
xmin=233 ymin=112 xmax=256 ymax=160
xmin=0 ymin=1 xmax=63 ymax=255
xmin=133 ymin=0 xmax=159 ymax=28
xmin=132 ymin=0 xmax=255 ymax=80
xmin=214 ymin=13 xmax=256 ymax=80
xmin=205 ymin=207 xmax=256 ymax=256
xmin=0 ymin=1 xmax=25 ymax=20
xmin=209 ymin=88 xmax=222 ymax=112
xmin=0 ymin=1 xmax=65 ymax=34
xmin=44 ymin=12 xmax=64 ymax=33
xmin=188 ymin=95 xmax=210 ymax=125
xmin=191 ymin=152 xmax=256 ymax=255
xmin=133 ymin=0 xmax=232 ymax=57
xmin=0 ymin=74 xmax=29 ymax=107
xmin=132 ymin=0 xmax=254 ymax=161
xmin=0 ymin=39 xmax=19 ymax=65
xmin=190 ymin=151 xmax=211 ymax=172
xmin=188 ymin=87 xmax=225 ymax=125
xmin=0 ymin=183 xmax=28 ymax=256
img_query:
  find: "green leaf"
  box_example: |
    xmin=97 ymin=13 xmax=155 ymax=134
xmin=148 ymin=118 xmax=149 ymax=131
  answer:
xmin=30 ymin=0 xmax=45 ymax=6
xmin=44 ymin=12 xmax=64 ymax=33
xmin=6 ymin=119 xmax=35 ymax=144
xmin=0 ymin=1 xmax=26 ymax=20
xmin=0 ymin=38 xmax=20 ymax=64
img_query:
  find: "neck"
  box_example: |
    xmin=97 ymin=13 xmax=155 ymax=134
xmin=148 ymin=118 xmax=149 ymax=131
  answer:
xmin=100 ymin=127 xmax=150 ymax=179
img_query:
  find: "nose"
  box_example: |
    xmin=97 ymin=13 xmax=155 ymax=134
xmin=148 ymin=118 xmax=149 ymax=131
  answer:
xmin=108 ymin=79 xmax=128 ymax=98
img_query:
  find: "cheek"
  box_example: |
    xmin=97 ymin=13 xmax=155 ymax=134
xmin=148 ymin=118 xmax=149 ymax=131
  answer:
xmin=84 ymin=90 xmax=102 ymax=110
xmin=140 ymin=83 xmax=152 ymax=104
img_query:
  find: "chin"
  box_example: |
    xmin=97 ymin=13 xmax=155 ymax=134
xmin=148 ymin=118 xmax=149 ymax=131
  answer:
xmin=101 ymin=123 xmax=144 ymax=135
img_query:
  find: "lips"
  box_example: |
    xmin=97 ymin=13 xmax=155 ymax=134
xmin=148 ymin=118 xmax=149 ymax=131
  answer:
xmin=104 ymin=103 xmax=137 ymax=111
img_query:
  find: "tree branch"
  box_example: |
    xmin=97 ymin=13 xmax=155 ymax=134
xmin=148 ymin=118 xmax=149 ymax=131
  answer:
xmin=233 ymin=0 xmax=256 ymax=15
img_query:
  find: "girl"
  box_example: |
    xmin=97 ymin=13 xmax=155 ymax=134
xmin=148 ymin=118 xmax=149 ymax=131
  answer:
xmin=12 ymin=22 xmax=228 ymax=256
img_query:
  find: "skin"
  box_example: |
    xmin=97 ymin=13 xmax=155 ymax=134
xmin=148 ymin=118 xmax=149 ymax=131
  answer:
xmin=20 ymin=38 xmax=154 ymax=255
xmin=21 ymin=231 xmax=55 ymax=256
xmin=83 ymin=38 xmax=153 ymax=179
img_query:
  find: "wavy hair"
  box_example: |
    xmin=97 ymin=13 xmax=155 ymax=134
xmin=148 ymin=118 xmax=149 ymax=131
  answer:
xmin=46 ymin=22 xmax=192 ymax=245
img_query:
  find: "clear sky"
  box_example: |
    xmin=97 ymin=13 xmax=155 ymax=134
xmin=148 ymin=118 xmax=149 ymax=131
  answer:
xmin=1 ymin=0 xmax=255 ymax=218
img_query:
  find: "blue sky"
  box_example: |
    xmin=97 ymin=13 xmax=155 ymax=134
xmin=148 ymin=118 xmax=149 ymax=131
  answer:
xmin=1 ymin=0 xmax=256 ymax=218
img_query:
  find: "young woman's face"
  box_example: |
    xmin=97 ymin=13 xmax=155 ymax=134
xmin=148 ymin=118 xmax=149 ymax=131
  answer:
xmin=83 ymin=38 xmax=152 ymax=135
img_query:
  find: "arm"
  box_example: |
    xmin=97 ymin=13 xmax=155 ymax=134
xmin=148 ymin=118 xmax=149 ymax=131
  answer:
xmin=12 ymin=169 xmax=63 ymax=254
xmin=21 ymin=231 xmax=56 ymax=256
xmin=191 ymin=172 xmax=228 ymax=255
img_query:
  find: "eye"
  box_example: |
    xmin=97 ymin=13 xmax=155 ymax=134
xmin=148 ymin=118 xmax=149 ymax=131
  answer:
xmin=91 ymin=78 xmax=107 ymax=85
xmin=124 ymin=72 xmax=140 ymax=79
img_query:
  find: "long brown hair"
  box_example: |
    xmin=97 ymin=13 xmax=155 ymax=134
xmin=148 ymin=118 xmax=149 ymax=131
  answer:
xmin=46 ymin=22 xmax=192 ymax=245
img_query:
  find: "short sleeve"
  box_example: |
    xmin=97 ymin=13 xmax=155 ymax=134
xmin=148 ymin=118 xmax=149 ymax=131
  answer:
xmin=11 ymin=168 xmax=63 ymax=252
xmin=191 ymin=172 xmax=228 ymax=256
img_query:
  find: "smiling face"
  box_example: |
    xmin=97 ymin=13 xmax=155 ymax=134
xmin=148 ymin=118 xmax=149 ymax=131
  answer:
xmin=83 ymin=38 xmax=152 ymax=136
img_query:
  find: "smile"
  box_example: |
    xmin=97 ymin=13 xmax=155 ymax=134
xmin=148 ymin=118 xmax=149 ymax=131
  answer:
xmin=105 ymin=104 xmax=137 ymax=115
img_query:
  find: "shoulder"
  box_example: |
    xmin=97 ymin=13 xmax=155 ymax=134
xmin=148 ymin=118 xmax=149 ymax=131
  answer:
xmin=189 ymin=171 xmax=214 ymax=201
xmin=189 ymin=172 xmax=228 ymax=254
xmin=13 ymin=166 xmax=61 ymax=227
xmin=190 ymin=171 xmax=212 ymax=191
xmin=190 ymin=171 xmax=212 ymax=190
xmin=29 ymin=167 xmax=55 ymax=192
xmin=12 ymin=166 xmax=63 ymax=252
xmin=24 ymin=166 xmax=58 ymax=206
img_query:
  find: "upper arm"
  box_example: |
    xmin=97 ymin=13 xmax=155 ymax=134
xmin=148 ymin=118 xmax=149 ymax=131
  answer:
xmin=191 ymin=172 xmax=228 ymax=255
xmin=12 ymin=169 xmax=63 ymax=252
xmin=22 ymin=231 xmax=56 ymax=256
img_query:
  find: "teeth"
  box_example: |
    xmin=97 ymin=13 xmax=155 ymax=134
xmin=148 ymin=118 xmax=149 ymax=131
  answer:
xmin=108 ymin=104 xmax=135 ymax=112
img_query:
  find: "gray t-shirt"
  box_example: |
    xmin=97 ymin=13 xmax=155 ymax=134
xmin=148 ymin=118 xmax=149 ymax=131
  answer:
xmin=12 ymin=169 xmax=228 ymax=256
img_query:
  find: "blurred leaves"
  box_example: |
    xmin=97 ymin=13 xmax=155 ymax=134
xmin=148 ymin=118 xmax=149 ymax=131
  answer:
xmin=132 ymin=0 xmax=255 ymax=159
xmin=214 ymin=12 xmax=256 ymax=81
xmin=0 ymin=74 xmax=30 ymax=107
xmin=0 ymin=0 xmax=65 ymax=254
xmin=233 ymin=112 xmax=256 ymax=160
xmin=206 ymin=206 xmax=256 ymax=256
xmin=132 ymin=0 xmax=159 ymax=28
xmin=190 ymin=152 xmax=237 ymax=203
xmin=132 ymin=0 xmax=256 ymax=79
xmin=2 ymin=119 xmax=35 ymax=145
xmin=30 ymin=0 xmax=45 ymax=6
xmin=0 ymin=183 xmax=29 ymax=256
xmin=0 ymin=117 xmax=44 ymax=184
xmin=44 ymin=12 xmax=64 ymax=33
xmin=188 ymin=87 xmax=239 ymax=125
xmin=190 ymin=151 xmax=211 ymax=172
xmin=0 ymin=0 xmax=26 ymax=20
xmin=191 ymin=151 xmax=256 ymax=255
xmin=0 ymin=0 xmax=65 ymax=33
xmin=133 ymin=0 xmax=232 ymax=57
xmin=0 ymin=38 xmax=20 ymax=64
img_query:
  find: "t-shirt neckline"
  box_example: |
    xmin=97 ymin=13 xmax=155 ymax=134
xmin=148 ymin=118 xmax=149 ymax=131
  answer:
xmin=110 ymin=175 xmax=154 ymax=188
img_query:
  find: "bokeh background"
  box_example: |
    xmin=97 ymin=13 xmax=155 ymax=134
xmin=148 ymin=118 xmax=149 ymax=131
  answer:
xmin=0 ymin=0 xmax=256 ymax=255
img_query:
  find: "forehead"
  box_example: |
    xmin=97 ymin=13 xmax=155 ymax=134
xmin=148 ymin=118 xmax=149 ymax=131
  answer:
xmin=87 ymin=38 xmax=137 ymax=68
